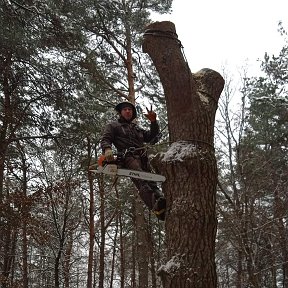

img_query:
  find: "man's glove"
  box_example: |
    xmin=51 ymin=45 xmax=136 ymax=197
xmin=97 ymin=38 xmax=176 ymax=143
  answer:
xmin=104 ymin=148 xmax=114 ymax=161
xmin=144 ymin=105 xmax=157 ymax=122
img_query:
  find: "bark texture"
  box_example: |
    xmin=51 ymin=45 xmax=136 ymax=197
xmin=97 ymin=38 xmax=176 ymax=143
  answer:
xmin=143 ymin=21 xmax=225 ymax=288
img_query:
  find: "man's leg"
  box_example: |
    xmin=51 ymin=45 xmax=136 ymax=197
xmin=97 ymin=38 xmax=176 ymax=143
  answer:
xmin=124 ymin=156 xmax=155 ymax=209
xmin=124 ymin=156 xmax=166 ymax=220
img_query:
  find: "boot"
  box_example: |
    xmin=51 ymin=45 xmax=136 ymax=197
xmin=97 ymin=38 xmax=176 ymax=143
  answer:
xmin=153 ymin=188 xmax=164 ymax=199
xmin=152 ymin=195 xmax=166 ymax=221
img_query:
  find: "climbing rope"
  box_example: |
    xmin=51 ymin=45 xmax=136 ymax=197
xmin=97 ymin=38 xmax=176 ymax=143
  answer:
xmin=143 ymin=28 xmax=189 ymax=67
xmin=144 ymin=29 xmax=183 ymax=47
xmin=150 ymin=139 xmax=215 ymax=151
xmin=144 ymin=27 xmax=217 ymax=105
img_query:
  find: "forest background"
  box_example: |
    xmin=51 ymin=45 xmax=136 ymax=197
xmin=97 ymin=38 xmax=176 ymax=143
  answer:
xmin=0 ymin=0 xmax=287 ymax=288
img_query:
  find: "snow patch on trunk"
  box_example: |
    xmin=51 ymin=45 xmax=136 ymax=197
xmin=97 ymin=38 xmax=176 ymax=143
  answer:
xmin=198 ymin=89 xmax=210 ymax=104
xmin=158 ymin=255 xmax=181 ymax=275
xmin=161 ymin=141 xmax=198 ymax=162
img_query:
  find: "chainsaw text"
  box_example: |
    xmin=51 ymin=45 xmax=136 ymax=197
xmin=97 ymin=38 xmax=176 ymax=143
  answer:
xmin=129 ymin=171 xmax=140 ymax=177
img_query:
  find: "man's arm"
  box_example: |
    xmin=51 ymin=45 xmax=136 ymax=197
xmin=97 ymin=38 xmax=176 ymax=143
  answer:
xmin=100 ymin=124 xmax=114 ymax=158
xmin=143 ymin=106 xmax=160 ymax=143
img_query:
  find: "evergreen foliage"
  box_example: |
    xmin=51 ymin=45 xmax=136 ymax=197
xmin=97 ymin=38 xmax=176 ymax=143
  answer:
xmin=216 ymin=23 xmax=288 ymax=287
xmin=1 ymin=0 xmax=170 ymax=287
xmin=2 ymin=0 xmax=287 ymax=286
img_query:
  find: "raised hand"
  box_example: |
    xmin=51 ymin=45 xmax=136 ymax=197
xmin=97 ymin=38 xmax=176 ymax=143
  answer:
xmin=144 ymin=105 xmax=157 ymax=122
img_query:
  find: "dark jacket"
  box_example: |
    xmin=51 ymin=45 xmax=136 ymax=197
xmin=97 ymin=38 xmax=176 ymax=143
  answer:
xmin=101 ymin=117 xmax=159 ymax=153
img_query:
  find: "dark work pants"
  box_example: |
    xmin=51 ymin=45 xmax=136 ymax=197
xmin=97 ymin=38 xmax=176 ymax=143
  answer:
xmin=123 ymin=155 xmax=159 ymax=210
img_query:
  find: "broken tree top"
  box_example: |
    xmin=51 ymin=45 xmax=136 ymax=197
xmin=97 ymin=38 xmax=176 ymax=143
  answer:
xmin=142 ymin=21 xmax=225 ymax=143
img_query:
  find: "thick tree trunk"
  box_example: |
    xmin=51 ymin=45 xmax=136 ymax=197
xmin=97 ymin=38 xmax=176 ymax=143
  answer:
xmin=143 ymin=21 xmax=224 ymax=288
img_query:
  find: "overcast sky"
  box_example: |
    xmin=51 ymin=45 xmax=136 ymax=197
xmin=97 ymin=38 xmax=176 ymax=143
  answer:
xmin=152 ymin=0 xmax=288 ymax=76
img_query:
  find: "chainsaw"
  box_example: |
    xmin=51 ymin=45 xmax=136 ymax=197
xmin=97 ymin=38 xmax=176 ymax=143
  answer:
xmin=89 ymin=155 xmax=166 ymax=182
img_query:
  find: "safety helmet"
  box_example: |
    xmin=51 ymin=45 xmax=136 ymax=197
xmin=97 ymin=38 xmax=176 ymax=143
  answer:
xmin=115 ymin=101 xmax=137 ymax=120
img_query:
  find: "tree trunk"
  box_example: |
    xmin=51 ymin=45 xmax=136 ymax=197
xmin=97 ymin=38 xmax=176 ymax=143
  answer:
xmin=19 ymin=144 xmax=29 ymax=288
xmin=134 ymin=191 xmax=149 ymax=288
xmin=22 ymin=222 xmax=28 ymax=288
xmin=236 ymin=250 xmax=243 ymax=288
xmin=147 ymin=221 xmax=158 ymax=288
xmin=274 ymin=188 xmax=288 ymax=288
xmin=109 ymin=217 xmax=118 ymax=288
xmin=119 ymin=213 xmax=125 ymax=288
xmin=114 ymin=185 xmax=125 ymax=288
xmin=63 ymin=231 xmax=73 ymax=288
xmin=98 ymin=176 xmax=106 ymax=288
xmin=131 ymin=206 xmax=136 ymax=288
xmin=1 ymin=228 xmax=17 ymax=288
xmin=143 ymin=21 xmax=224 ymax=288
xmin=87 ymin=138 xmax=95 ymax=288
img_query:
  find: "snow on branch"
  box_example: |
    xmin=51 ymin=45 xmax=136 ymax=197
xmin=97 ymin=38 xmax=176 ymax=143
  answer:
xmin=158 ymin=255 xmax=181 ymax=276
xmin=161 ymin=141 xmax=198 ymax=162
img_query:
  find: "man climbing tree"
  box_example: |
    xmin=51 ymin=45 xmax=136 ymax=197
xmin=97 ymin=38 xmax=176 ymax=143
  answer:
xmin=100 ymin=101 xmax=166 ymax=220
xmin=143 ymin=21 xmax=225 ymax=287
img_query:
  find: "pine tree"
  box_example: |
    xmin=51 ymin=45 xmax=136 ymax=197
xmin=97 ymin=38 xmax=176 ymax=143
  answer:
xmin=1 ymin=0 xmax=173 ymax=287
xmin=216 ymin=24 xmax=288 ymax=287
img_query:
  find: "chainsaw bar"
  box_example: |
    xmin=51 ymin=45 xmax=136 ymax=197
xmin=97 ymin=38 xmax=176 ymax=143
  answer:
xmin=90 ymin=164 xmax=166 ymax=182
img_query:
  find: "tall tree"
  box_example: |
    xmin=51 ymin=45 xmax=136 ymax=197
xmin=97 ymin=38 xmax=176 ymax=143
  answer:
xmin=241 ymin=46 xmax=288 ymax=286
xmin=67 ymin=2 xmax=172 ymax=286
xmin=1 ymin=0 xmax=173 ymax=286
xmin=215 ymin=24 xmax=288 ymax=287
xmin=143 ymin=21 xmax=224 ymax=287
xmin=0 ymin=1 xmax=78 ymax=286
